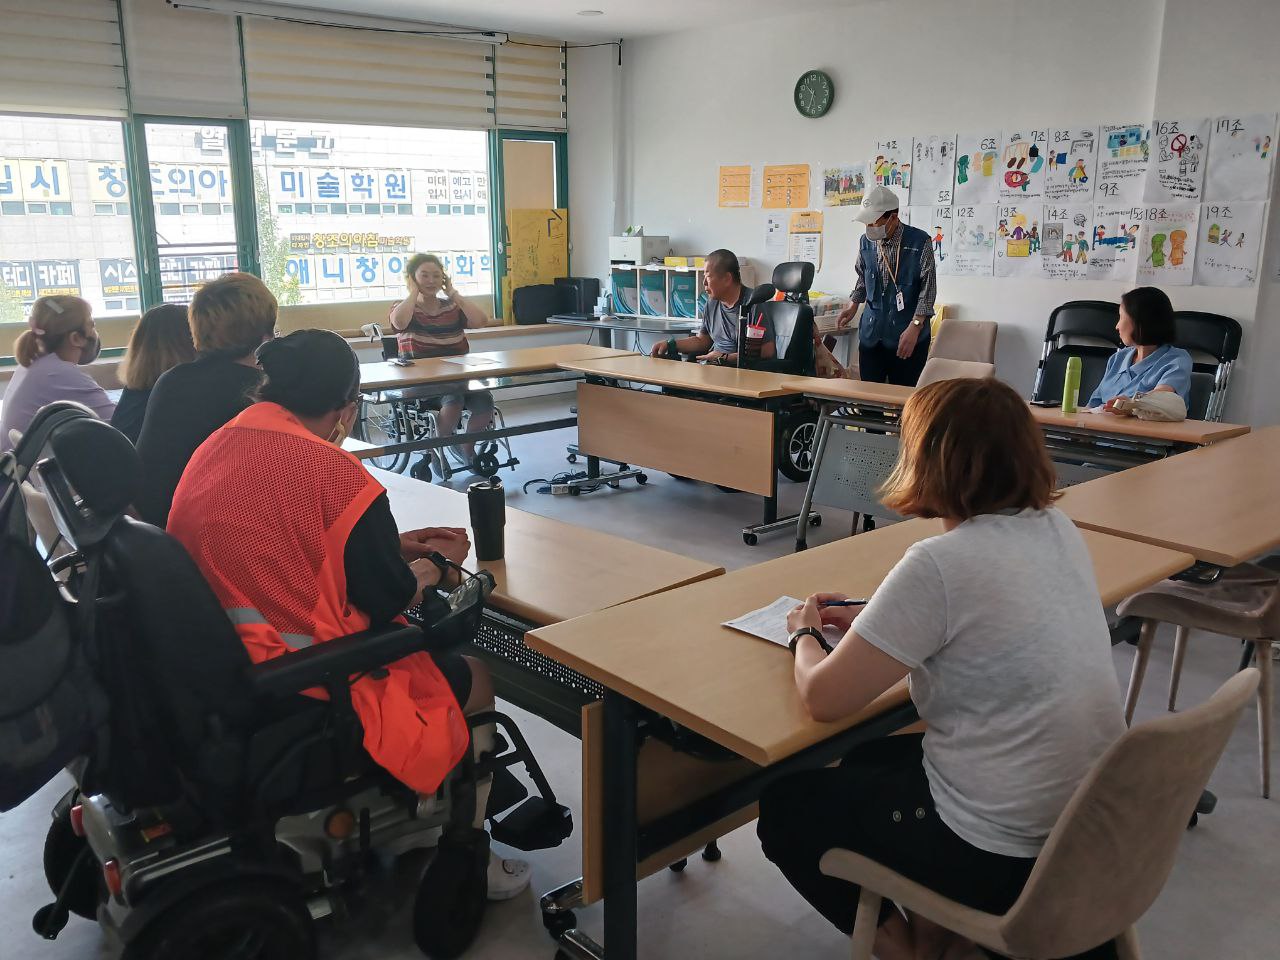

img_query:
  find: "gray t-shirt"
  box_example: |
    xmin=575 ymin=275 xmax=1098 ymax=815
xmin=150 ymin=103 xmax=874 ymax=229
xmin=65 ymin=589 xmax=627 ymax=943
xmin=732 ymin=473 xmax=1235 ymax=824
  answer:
xmin=853 ymin=508 xmax=1125 ymax=857
xmin=699 ymin=284 xmax=773 ymax=354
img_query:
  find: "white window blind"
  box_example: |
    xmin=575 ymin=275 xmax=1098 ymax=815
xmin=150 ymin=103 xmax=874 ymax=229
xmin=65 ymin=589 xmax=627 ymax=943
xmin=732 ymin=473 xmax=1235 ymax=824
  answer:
xmin=242 ymin=17 xmax=495 ymax=129
xmin=0 ymin=0 xmax=127 ymax=118
xmin=123 ymin=0 xmax=245 ymax=118
xmin=495 ymin=39 xmax=566 ymax=131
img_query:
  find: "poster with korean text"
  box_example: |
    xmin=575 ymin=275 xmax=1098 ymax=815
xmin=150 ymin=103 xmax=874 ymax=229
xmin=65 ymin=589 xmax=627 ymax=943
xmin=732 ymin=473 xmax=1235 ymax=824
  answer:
xmin=1144 ymin=117 xmax=1209 ymax=202
xmin=949 ymin=204 xmax=997 ymax=277
xmin=954 ymin=132 xmax=1002 ymax=205
xmin=999 ymin=130 xmax=1048 ymax=201
xmin=1195 ymin=202 xmax=1265 ymax=287
xmin=994 ymin=204 xmax=1042 ymax=278
xmin=1041 ymin=204 xmax=1096 ymax=281
xmin=822 ymin=163 xmax=867 ymax=207
xmin=909 ymin=205 xmax=954 ymax=277
xmin=1134 ymin=204 xmax=1200 ymax=286
xmin=1205 ymin=113 xmax=1279 ymax=201
xmin=869 ymin=138 xmax=911 ymax=208
xmin=911 ymin=134 xmax=956 ymax=205
xmin=1096 ymin=122 xmax=1151 ymax=204
xmin=1043 ymin=127 xmax=1098 ymax=202
xmin=1089 ymin=205 xmax=1143 ymax=281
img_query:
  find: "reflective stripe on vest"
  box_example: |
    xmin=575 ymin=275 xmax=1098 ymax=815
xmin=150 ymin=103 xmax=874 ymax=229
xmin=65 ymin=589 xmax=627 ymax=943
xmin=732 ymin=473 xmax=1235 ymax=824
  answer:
xmin=223 ymin=606 xmax=316 ymax=649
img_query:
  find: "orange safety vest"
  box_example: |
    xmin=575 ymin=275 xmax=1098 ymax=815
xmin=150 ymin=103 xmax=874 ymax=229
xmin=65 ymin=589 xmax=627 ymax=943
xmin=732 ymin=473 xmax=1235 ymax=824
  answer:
xmin=168 ymin=401 xmax=469 ymax=794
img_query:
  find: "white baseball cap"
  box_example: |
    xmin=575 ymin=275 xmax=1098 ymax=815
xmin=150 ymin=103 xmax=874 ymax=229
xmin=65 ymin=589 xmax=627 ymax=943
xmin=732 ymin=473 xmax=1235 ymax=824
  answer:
xmin=853 ymin=185 xmax=900 ymax=224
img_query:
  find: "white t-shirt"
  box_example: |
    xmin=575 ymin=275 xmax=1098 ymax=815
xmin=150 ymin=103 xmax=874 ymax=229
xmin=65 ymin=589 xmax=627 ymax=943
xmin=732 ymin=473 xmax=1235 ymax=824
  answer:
xmin=854 ymin=508 xmax=1125 ymax=857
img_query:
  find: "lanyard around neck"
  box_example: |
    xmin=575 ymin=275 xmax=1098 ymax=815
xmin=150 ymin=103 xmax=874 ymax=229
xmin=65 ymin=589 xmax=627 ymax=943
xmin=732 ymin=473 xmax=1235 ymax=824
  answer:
xmin=878 ymin=232 xmax=902 ymax=290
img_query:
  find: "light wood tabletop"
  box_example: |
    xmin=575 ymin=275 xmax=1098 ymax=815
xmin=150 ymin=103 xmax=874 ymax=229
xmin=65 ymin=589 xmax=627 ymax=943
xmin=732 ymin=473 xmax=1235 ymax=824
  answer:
xmin=1056 ymin=426 xmax=1280 ymax=567
xmin=359 ymin=343 xmax=633 ymax=391
xmin=558 ymin=354 xmax=803 ymax=399
xmin=528 ymin=518 xmax=1193 ymax=766
xmin=373 ymin=469 xmax=723 ymax=625
xmin=782 ymin=376 xmax=916 ymax=407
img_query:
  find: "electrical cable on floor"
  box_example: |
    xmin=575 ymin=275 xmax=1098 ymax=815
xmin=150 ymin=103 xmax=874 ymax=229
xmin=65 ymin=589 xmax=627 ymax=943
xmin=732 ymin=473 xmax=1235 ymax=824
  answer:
xmin=522 ymin=471 xmax=604 ymax=496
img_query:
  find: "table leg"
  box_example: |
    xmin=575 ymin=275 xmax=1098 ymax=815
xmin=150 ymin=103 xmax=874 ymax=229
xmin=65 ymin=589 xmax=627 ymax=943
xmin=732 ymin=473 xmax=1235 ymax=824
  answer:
xmin=795 ymin=409 xmax=833 ymax=552
xmin=587 ymin=455 xmax=601 ymax=481
xmin=602 ymin=691 xmax=639 ymax=960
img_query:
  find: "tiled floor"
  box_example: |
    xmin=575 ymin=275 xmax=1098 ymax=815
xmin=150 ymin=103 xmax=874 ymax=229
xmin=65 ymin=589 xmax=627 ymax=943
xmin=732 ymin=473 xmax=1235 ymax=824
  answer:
xmin=3 ymin=396 xmax=1275 ymax=959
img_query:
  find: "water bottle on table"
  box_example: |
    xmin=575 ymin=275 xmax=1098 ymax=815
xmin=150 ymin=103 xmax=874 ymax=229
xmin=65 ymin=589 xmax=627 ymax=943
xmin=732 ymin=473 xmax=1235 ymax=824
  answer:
xmin=1061 ymin=355 xmax=1082 ymax=415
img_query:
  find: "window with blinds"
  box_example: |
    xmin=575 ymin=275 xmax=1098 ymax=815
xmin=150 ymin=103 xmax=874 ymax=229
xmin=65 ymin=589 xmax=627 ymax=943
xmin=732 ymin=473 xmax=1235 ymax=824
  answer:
xmin=122 ymin=0 xmax=245 ymax=119
xmin=495 ymin=39 xmax=567 ymax=131
xmin=0 ymin=0 xmax=128 ymax=118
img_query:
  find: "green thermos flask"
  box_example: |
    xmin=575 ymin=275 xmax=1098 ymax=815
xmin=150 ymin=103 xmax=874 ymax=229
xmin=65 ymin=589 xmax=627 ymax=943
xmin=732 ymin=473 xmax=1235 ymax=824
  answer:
xmin=1061 ymin=355 xmax=1082 ymax=415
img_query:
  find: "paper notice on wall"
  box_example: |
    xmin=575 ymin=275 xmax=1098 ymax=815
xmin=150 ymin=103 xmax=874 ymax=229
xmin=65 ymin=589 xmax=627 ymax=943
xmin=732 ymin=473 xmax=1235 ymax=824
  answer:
xmin=1205 ymin=113 xmax=1279 ymax=201
xmin=787 ymin=210 xmax=823 ymax=268
xmin=1134 ymin=203 xmax=1200 ymax=286
xmin=869 ymin=138 xmax=912 ymax=208
xmin=1041 ymin=204 xmax=1096 ymax=281
xmin=717 ymin=163 xmax=754 ymax=207
xmin=1089 ymin=205 xmax=1142 ymax=282
xmin=999 ymin=130 xmax=1049 ymax=201
xmin=1144 ymin=117 xmax=1210 ymax=202
xmin=763 ymin=163 xmax=810 ymax=208
xmin=994 ymin=203 xmax=1041 ymax=278
xmin=909 ymin=205 xmax=954 ymax=277
xmin=765 ymin=214 xmax=788 ymax=258
xmin=823 ymin=162 xmax=868 ymax=207
xmin=1043 ymin=127 xmax=1098 ymax=202
xmin=950 ymin=204 xmax=997 ymax=277
xmin=911 ymin=134 xmax=956 ymax=205
xmin=1195 ymin=201 xmax=1265 ymax=287
xmin=1096 ymin=122 xmax=1151 ymax=204
xmin=953 ymin=132 xmax=1002 ymax=205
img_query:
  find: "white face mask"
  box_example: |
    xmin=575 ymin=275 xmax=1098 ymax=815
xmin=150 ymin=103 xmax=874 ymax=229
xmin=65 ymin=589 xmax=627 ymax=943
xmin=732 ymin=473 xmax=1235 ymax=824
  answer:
xmin=865 ymin=222 xmax=888 ymax=242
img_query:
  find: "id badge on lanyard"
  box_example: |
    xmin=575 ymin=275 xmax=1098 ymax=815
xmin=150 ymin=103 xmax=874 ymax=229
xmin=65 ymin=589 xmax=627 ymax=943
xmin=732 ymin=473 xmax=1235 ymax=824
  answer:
xmin=879 ymin=239 xmax=905 ymax=315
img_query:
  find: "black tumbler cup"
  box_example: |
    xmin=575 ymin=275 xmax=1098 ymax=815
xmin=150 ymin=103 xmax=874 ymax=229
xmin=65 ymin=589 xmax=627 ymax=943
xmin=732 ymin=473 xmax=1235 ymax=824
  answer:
xmin=468 ymin=477 xmax=506 ymax=561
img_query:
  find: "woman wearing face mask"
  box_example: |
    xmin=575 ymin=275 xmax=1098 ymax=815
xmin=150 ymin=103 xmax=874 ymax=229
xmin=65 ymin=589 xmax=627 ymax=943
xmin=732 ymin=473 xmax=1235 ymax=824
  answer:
xmin=167 ymin=329 xmax=532 ymax=901
xmin=0 ymin=295 xmax=112 ymax=452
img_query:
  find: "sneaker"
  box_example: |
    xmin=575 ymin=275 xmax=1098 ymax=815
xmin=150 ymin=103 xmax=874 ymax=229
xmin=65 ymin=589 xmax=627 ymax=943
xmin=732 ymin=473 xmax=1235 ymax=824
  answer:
xmin=486 ymin=851 xmax=531 ymax=901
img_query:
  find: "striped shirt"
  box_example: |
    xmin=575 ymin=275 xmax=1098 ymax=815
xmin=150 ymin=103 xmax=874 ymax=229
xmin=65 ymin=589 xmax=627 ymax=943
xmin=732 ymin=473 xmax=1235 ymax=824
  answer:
xmin=848 ymin=220 xmax=938 ymax=319
xmin=391 ymin=298 xmax=469 ymax=358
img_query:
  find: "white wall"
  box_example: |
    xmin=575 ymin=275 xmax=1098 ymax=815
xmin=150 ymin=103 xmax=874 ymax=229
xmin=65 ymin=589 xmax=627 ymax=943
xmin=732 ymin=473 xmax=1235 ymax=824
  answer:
xmin=568 ymin=0 xmax=1280 ymax=425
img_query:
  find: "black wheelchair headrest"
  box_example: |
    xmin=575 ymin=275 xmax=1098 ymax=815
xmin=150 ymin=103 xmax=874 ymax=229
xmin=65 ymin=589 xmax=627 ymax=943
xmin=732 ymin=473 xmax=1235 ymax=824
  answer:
xmin=48 ymin=419 xmax=141 ymax=518
xmin=772 ymin=261 xmax=815 ymax=295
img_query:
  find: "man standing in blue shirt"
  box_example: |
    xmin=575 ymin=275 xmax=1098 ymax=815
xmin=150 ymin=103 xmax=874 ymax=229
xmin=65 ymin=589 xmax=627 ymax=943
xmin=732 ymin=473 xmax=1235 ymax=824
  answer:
xmin=836 ymin=186 xmax=937 ymax=386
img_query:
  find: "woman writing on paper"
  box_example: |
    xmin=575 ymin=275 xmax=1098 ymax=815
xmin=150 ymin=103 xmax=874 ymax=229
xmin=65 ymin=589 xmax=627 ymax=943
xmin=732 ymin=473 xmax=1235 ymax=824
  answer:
xmin=758 ymin=378 xmax=1124 ymax=960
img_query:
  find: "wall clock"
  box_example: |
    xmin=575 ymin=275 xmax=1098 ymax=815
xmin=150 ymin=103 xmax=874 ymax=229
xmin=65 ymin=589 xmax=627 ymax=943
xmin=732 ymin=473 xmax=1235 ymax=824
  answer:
xmin=794 ymin=70 xmax=834 ymax=119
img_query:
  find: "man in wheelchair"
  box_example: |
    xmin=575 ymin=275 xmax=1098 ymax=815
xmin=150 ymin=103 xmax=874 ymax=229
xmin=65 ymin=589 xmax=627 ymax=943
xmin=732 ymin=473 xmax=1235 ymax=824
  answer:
xmin=5 ymin=333 xmax=570 ymax=960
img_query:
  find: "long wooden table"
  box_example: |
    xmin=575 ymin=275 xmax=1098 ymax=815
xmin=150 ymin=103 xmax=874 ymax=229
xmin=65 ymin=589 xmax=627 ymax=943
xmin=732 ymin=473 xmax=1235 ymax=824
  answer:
xmin=526 ymin=519 xmax=1193 ymax=959
xmin=1056 ymin=425 xmax=1280 ymax=567
xmin=557 ymin=354 xmax=814 ymax=543
xmin=360 ymin=342 xmax=632 ymax=391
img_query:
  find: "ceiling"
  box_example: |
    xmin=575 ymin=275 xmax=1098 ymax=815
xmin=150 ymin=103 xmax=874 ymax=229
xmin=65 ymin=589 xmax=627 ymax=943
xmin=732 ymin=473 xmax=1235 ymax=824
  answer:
xmin=257 ymin=0 xmax=855 ymax=41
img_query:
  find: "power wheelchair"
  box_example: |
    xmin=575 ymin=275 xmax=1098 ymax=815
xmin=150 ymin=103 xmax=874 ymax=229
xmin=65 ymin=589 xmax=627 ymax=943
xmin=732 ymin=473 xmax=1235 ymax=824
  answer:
xmin=9 ymin=404 xmax=570 ymax=960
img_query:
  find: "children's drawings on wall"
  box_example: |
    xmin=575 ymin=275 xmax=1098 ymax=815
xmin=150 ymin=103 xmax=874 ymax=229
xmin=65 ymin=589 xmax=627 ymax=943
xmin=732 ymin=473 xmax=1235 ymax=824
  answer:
xmin=911 ymin=134 xmax=956 ymax=205
xmin=1205 ymin=113 xmax=1278 ymax=201
xmin=1089 ymin=205 xmax=1143 ymax=282
xmin=908 ymin=205 xmax=954 ymax=277
xmin=1134 ymin=204 xmax=1200 ymax=286
xmin=994 ymin=204 xmax=1042 ymax=278
xmin=950 ymin=204 xmax=996 ymax=277
xmin=1043 ymin=127 xmax=1097 ymax=202
xmin=1041 ymin=204 xmax=1096 ymax=281
xmin=1096 ymin=122 xmax=1151 ymax=204
xmin=1195 ymin=202 xmax=1265 ymax=287
xmin=953 ymin=132 xmax=1001 ymax=205
xmin=822 ymin=162 xmax=867 ymax=207
xmin=1144 ymin=117 xmax=1209 ymax=202
xmin=998 ymin=130 xmax=1048 ymax=201
xmin=870 ymin=139 xmax=912 ymax=208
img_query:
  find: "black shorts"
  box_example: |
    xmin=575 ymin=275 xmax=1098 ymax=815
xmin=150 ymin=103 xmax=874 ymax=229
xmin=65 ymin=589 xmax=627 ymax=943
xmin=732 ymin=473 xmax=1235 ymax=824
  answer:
xmin=432 ymin=650 xmax=473 ymax=707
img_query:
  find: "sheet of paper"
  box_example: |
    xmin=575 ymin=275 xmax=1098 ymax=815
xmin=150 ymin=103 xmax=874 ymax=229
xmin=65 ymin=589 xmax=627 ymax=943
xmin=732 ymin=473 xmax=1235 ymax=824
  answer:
xmin=1040 ymin=204 xmax=1096 ymax=281
xmin=765 ymin=214 xmax=788 ymax=258
xmin=953 ymin=131 xmax=1002 ymax=205
xmin=1096 ymin=122 xmax=1151 ymax=204
xmin=721 ymin=596 xmax=843 ymax=649
xmin=1043 ymin=126 xmax=1098 ymax=202
xmin=1205 ymin=113 xmax=1278 ymax=201
xmin=1144 ymin=117 xmax=1209 ymax=202
xmin=1134 ymin=203 xmax=1200 ymax=286
xmin=869 ymin=138 xmax=912 ymax=208
xmin=1089 ymin=205 xmax=1143 ymax=282
xmin=717 ymin=163 xmax=753 ymax=208
xmin=763 ymin=163 xmax=811 ymax=209
xmin=823 ymin=162 xmax=868 ymax=207
xmin=909 ymin=205 xmax=955 ymax=277
xmin=994 ymin=203 xmax=1041 ymax=278
xmin=950 ymin=204 xmax=997 ymax=277
xmin=1195 ymin=201 xmax=1265 ymax=287
xmin=911 ymin=133 xmax=956 ymax=205
xmin=787 ymin=210 xmax=824 ymax=268
xmin=439 ymin=355 xmax=500 ymax=367
xmin=999 ymin=129 xmax=1049 ymax=200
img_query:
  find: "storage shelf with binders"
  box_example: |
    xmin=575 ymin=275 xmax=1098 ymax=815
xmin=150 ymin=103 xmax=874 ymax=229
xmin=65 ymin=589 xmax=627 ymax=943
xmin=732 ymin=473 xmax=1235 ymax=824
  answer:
xmin=609 ymin=260 xmax=755 ymax=323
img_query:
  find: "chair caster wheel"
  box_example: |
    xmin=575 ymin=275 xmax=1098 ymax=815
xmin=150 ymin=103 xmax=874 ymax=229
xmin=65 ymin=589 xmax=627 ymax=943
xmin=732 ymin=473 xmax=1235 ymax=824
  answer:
xmin=743 ymin=533 xmax=758 ymax=546
xmin=1188 ymin=812 xmax=1199 ymax=829
xmin=701 ymin=840 xmax=722 ymax=862
xmin=542 ymin=909 xmax=577 ymax=939
xmin=608 ymin=480 xmax=620 ymax=489
xmin=566 ymin=454 xmax=578 ymax=464
xmin=809 ymin=515 xmax=822 ymax=527
xmin=569 ymin=487 xmax=581 ymax=497
xmin=637 ymin=473 xmax=648 ymax=485
xmin=668 ymin=858 xmax=687 ymax=872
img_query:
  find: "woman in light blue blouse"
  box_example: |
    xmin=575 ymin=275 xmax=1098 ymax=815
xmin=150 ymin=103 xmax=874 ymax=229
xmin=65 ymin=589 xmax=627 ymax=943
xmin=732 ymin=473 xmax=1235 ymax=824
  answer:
xmin=1087 ymin=287 xmax=1192 ymax=410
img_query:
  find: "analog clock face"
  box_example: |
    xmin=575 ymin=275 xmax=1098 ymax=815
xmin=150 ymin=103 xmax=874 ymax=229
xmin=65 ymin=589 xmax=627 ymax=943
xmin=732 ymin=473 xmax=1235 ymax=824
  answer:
xmin=794 ymin=70 xmax=834 ymax=118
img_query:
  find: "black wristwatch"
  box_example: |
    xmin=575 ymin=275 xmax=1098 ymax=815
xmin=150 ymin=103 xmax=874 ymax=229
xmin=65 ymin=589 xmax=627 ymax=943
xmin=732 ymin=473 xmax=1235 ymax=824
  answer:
xmin=788 ymin=626 xmax=831 ymax=655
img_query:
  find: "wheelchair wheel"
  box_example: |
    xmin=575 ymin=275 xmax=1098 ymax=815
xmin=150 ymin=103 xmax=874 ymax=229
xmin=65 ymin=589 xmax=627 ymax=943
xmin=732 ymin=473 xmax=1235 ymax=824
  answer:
xmin=413 ymin=829 xmax=489 ymax=959
xmin=43 ymin=796 xmax=102 ymax=921
xmin=355 ymin=397 xmax=410 ymax=474
xmin=123 ymin=880 xmax=314 ymax=960
xmin=777 ymin=409 xmax=818 ymax=483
